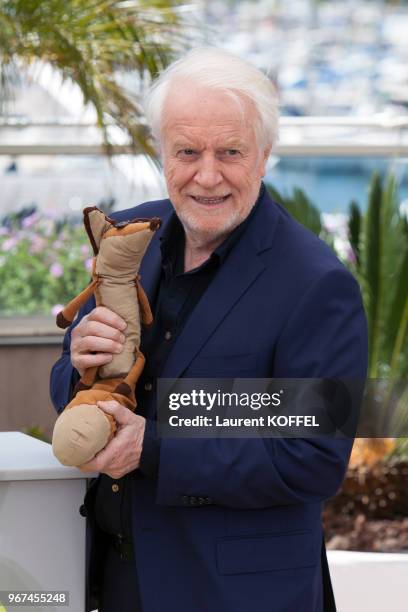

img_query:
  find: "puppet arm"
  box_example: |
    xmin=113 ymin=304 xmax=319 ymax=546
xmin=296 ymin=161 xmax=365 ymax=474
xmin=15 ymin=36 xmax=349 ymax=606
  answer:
xmin=56 ymin=278 xmax=99 ymax=329
xmin=136 ymin=278 xmax=153 ymax=326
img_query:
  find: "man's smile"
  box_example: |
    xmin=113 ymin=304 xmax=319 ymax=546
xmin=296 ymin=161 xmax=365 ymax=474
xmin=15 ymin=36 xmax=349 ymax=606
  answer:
xmin=190 ymin=194 xmax=231 ymax=206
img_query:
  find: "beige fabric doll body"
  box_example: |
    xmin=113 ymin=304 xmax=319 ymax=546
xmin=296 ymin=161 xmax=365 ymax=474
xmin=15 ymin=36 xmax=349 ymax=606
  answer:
xmin=52 ymin=207 xmax=161 ymax=466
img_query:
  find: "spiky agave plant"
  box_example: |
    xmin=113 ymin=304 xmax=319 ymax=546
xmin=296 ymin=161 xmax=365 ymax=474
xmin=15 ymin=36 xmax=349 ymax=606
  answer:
xmin=266 ymin=183 xmax=323 ymax=237
xmin=360 ymin=174 xmax=408 ymax=379
xmin=0 ymin=0 xmax=189 ymax=158
xmin=348 ymin=173 xmax=408 ymax=466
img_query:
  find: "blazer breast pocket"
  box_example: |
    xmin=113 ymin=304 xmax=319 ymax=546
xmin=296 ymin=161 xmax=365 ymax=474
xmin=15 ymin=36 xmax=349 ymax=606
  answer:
xmin=187 ymin=353 xmax=258 ymax=377
xmin=216 ymin=530 xmax=318 ymax=575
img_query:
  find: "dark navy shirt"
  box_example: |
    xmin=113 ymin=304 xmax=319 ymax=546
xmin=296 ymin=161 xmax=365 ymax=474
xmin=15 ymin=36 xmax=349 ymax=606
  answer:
xmin=94 ymin=185 xmax=264 ymax=538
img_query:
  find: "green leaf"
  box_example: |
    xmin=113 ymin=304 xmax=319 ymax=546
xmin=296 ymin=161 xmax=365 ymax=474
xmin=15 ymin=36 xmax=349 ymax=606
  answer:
xmin=265 ymin=182 xmax=321 ymax=236
xmin=361 ymin=172 xmax=383 ymax=376
xmin=348 ymin=200 xmax=361 ymax=266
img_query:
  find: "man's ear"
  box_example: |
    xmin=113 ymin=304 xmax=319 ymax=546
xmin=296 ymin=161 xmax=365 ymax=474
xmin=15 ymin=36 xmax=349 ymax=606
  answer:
xmin=83 ymin=207 xmax=112 ymax=255
xmin=260 ymin=147 xmax=271 ymax=178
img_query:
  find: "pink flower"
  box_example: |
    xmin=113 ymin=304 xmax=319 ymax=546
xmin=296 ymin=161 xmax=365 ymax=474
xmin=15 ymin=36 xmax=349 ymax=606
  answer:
xmin=22 ymin=212 xmax=39 ymax=229
xmin=81 ymin=245 xmax=90 ymax=257
xmin=2 ymin=237 xmax=18 ymax=252
xmin=51 ymin=304 xmax=64 ymax=316
xmin=50 ymin=262 xmax=64 ymax=278
xmin=29 ymin=236 xmax=46 ymax=254
xmin=85 ymin=257 xmax=93 ymax=271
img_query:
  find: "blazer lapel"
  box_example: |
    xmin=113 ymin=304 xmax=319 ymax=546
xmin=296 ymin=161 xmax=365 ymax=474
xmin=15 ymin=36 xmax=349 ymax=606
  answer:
xmin=139 ymin=209 xmax=172 ymax=304
xmin=161 ymin=245 xmax=265 ymax=379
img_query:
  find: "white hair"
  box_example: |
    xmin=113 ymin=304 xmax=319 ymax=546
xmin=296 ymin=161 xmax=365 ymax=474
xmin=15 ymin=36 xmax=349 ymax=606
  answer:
xmin=145 ymin=47 xmax=280 ymax=151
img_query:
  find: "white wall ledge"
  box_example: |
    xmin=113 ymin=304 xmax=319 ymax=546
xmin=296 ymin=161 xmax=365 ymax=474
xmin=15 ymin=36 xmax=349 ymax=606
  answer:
xmin=0 ymin=315 xmax=63 ymax=345
xmin=328 ymin=549 xmax=408 ymax=612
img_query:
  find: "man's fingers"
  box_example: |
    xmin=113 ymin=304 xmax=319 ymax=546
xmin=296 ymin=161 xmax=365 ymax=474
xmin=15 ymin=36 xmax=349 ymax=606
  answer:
xmin=86 ymin=320 xmax=126 ymax=343
xmin=78 ymin=463 xmax=94 ymax=473
xmin=87 ymin=307 xmax=127 ymax=331
xmin=79 ymin=440 xmax=115 ymax=473
xmin=70 ymin=308 xmax=126 ymax=373
xmin=79 ymin=336 xmax=124 ymax=355
xmin=97 ymin=400 xmax=122 ymax=411
xmin=78 ymin=457 xmax=101 ymax=472
xmin=75 ymin=352 xmax=113 ymax=371
xmin=78 ymin=408 xmax=144 ymax=478
xmin=97 ymin=400 xmax=130 ymax=424
xmin=83 ymin=434 xmax=122 ymax=471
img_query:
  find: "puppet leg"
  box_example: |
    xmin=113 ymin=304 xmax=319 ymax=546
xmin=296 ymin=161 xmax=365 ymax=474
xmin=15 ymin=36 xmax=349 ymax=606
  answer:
xmin=73 ymin=365 xmax=99 ymax=395
xmin=114 ymin=351 xmax=146 ymax=398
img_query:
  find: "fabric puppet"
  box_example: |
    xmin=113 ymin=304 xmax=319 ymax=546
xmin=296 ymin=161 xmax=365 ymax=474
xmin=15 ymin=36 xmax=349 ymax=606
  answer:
xmin=52 ymin=207 xmax=161 ymax=466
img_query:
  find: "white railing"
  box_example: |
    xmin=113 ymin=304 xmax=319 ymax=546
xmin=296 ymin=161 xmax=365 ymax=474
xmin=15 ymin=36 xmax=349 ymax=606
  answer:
xmin=1 ymin=117 xmax=407 ymax=157
xmin=1 ymin=117 xmax=407 ymax=128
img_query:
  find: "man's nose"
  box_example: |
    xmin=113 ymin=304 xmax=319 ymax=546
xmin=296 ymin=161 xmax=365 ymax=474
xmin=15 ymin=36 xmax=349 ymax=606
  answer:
xmin=194 ymin=155 xmax=223 ymax=189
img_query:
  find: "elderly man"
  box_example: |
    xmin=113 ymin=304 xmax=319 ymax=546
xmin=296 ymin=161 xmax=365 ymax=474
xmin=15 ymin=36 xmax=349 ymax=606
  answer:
xmin=50 ymin=48 xmax=367 ymax=612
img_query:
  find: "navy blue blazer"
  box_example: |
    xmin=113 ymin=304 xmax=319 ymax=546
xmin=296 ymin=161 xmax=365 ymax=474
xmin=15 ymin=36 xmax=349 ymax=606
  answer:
xmin=50 ymin=185 xmax=368 ymax=612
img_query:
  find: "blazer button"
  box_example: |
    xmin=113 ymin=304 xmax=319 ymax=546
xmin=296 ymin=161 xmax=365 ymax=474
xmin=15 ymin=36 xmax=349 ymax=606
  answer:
xmin=164 ymin=330 xmax=172 ymax=341
xmin=79 ymin=504 xmax=87 ymax=517
xmin=144 ymin=382 xmax=153 ymax=391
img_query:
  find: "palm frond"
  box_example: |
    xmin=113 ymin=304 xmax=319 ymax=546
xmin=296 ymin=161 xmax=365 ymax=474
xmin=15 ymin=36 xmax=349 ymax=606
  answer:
xmin=0 ymin=0 xmax=189 ymax=157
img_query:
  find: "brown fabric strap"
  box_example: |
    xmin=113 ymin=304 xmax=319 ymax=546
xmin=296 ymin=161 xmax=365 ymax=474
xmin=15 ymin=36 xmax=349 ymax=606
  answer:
xmin=135 ymin=277 xmax=153 ymax=326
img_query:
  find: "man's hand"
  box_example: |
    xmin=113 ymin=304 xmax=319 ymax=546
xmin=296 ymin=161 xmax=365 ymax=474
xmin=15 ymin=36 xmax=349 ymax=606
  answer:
xmin=71 ymin=306 xmax=126 ymax=376
xmin=79 ymin=400 xmax=146 ymax=479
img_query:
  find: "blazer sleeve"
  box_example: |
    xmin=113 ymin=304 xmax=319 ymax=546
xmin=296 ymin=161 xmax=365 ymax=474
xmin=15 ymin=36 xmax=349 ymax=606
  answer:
xmin=49 ymin=296 xmax=96 ymax=413
xmin=156 ymin=268 xmax=368 ymax=508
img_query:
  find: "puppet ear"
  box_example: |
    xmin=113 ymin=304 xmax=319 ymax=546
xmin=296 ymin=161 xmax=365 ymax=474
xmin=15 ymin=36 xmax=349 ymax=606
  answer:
xmin=83 ymin=207 xmax=112 ymax=254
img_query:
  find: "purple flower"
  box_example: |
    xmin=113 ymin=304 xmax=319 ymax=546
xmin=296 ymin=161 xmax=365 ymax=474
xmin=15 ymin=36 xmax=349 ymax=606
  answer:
xmin=85 ymin=257 xmax=93 ymax=271
xmin=22 ymin=212 xmax=39 ymax=229
xmin=29 ymin=236 xmax=46 ymax=254
xmin=51 ymin=304 xmax=64 ymax=316
xmin=50 ymin=262 xmax=64 ymax=278
xmin=0 ymin=227 xmax=9 ymax=236
xmin=2 ymin=237 xmax=18 ymax=252
xmin=80 ymin=245 xmax=90 ymax=257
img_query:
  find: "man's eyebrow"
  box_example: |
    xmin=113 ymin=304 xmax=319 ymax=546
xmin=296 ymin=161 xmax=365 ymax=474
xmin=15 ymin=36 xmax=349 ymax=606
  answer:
xmin=218 ymin=139 xmax=247 ymax=149
xmin=172 ymin=139 xmax=196 ymax=149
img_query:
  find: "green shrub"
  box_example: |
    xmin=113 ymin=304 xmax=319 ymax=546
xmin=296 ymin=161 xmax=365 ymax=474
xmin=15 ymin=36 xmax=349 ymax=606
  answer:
xmin=0 ymin=212 xmax=92 ymax=315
